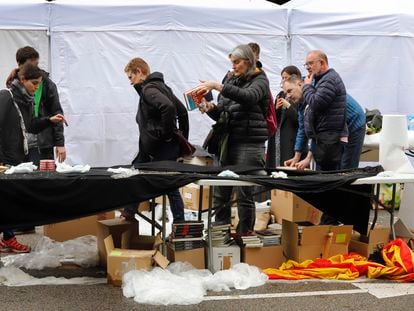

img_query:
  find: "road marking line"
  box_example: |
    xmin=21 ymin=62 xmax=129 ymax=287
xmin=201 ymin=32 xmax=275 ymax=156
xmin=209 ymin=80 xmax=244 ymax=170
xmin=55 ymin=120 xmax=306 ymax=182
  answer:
xmin=203 ymin=289 xmax=368 ymax=301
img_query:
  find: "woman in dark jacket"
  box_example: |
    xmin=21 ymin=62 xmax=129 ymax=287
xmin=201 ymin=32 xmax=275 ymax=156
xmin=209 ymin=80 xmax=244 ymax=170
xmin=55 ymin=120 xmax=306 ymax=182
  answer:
xmin=0 ymin=63 xmax=66 ymax=253
xmin=194 ymin=44 xmax=270 ymax=235
xmin=122 ymin=57 xmax=186 ymax=222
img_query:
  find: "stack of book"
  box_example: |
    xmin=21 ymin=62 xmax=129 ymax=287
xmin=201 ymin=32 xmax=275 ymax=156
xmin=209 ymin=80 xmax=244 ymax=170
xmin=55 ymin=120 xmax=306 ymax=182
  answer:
xmin=206 ymin=223 xmax=232 ymax=247
xmin=241 ymin=235 xmax=263 ymax=248
xmin=170 ymin=221 xmax=204 ymax=250
xmin=255 ymin=229 xmax=281 ymax=246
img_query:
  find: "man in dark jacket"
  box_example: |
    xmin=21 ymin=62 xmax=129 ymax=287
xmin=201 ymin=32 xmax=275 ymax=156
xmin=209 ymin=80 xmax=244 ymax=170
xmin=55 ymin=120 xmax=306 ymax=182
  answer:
xmin=122 ymin=57 xmax=186 ymax=222
xmin=6 ymin=46 xmax=66 ymax=165
xmin=290 ymin=50 xmax=347 ymax=171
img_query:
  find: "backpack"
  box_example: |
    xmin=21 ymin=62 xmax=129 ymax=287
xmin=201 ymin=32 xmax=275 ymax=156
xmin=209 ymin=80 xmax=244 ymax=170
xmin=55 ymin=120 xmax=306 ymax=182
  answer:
xmin=265 ymin=92 xmax=277 ymax=137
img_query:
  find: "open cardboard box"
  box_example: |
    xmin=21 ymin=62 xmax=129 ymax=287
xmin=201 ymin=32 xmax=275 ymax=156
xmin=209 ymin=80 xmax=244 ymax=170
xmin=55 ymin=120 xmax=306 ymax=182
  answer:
xmin=104 ymin=234 xmax=169 ymax=286
xmin=282 ymin=219 xmax=353 ymax=262
xmin=96 ymin=218 xmax=139 ymax=267
xmin=349 ymin=226 xmax=391 ymax=258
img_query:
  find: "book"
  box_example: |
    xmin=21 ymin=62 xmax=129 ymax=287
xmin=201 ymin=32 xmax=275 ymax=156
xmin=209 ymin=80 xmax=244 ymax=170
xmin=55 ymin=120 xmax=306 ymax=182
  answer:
xmin=183 ymin=88 xmax=213 ymax=111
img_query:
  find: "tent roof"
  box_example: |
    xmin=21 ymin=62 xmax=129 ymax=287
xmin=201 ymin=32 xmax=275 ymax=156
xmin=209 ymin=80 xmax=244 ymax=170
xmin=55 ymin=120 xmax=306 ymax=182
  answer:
xmin=0 ymin=0 xmax=49 ymax=29
xmin=49 ymin=0 xmax=287 ymax=34
xmin=288 ymin=0 xmax=414 ymax=37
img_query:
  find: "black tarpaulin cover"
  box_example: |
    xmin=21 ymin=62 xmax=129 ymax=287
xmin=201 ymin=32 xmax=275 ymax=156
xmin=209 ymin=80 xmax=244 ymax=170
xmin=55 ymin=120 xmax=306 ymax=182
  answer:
xmin=0 ymin=162 xmax=382 ymax=234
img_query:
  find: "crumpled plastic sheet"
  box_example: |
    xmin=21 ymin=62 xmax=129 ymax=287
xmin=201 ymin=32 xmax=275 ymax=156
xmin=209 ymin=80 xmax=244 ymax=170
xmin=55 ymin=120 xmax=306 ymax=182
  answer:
xmin=107 ymin=167 xmax=140 ymax=179
xmin=270 ymin=171 xmax=288 ymax=179
xmin=56 ymin=162 xmax=90 ymax=173
xmin=0 ymin=235 xmax=99 ymax=270
xmin=218 ymin=170 xmax=240 ymax=178
xmin=4 ymin=162 xmax=37 ymax=174
xmin=0 ymin=266 xmax=106 ymax=287
xmin=122 ymin=262 xmax=268 ymax=305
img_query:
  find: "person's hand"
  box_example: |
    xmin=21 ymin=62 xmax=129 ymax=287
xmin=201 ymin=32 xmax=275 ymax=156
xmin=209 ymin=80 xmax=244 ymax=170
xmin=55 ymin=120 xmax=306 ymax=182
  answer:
xmin=193 ymin=80 xmax=222 ymax=96
xmin=50 ymin=114 xmax=68 ymax=126
xmin=284 ymin=157 xmax=298 ymax=167
xmin=284 ymin=152 xmax=301 ymax=167
xmin=277 ymin=97 xmax=291 ymax=109
xmin=295 ymin=157 xmax=311 ymax=171
xmin=55 ymin=146 xmax=66 ymax=163
xmin=304 ymin=73 xmax=314 ymax=85
xmin=197 ymin=98 xmax=215 ymax=114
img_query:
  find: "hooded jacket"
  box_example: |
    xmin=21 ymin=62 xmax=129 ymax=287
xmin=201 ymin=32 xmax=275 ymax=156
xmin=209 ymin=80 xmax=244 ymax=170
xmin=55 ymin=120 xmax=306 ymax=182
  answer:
xmin=133 ymin=72 xmax=187 ymax=161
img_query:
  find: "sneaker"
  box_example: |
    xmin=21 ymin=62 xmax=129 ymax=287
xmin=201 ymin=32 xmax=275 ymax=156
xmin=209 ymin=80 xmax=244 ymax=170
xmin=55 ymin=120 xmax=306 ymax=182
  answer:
xmin=0 ymin=239 xmax=10 ymax=252
xmin=2 ymin=237 xmax=31 ymax=253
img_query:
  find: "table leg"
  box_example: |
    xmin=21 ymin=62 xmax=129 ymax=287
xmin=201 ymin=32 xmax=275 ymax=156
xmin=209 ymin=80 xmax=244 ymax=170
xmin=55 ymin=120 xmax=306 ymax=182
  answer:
xmin=369 ymin=184 xmax=380 ymax=234
xmin=198 ymin=186 xmax=204 ymax=222
xmin=390 ymin=184 xmax=397 ymax=240
xmin=151 ymin=198 xmax=156 ymax=236
xmin=207 ymin=186 xmax=214 ymax=272
xmin=162 ymin=194 xmax=167 ymax=255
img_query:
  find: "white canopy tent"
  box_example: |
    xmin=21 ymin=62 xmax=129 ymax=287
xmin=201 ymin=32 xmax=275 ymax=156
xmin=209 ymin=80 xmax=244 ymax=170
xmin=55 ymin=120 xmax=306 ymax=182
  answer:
xmin=0 ymin=0 xmax=50 ymax=86
xmin=49 ymin=0 xmax=288 ymax=166
xmin=287 ymin=0 xmax=414 ymax=115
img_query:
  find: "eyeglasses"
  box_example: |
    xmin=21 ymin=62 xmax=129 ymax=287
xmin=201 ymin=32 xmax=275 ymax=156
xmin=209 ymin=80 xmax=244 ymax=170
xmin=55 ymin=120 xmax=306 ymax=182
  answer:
xmin=303 ymin=61 xmax=315 ymax=68
xmin=303 ymin=59 xmax=322 ymax=68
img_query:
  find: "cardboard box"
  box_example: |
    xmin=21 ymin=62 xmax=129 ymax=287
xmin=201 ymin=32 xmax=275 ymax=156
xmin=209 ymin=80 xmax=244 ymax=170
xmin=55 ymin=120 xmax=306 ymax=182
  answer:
xmin=129 ymin=234 xmax=163 ymax=251
xmin=167 ymin=244 xmax=205 ymax=269
xmin=282 ymin=219 xmax=353 ymax=262
xmin=242 ymin=245 xmax=284 ymax=270
xmin=43 ymin=211 xmax=115 ymax=242
xmin=137 ymin=200 xmax=150 ymax=212
xmin=96 ymin=218 xmax=139 ymax=266
xmin=271 ymin=189 xmax=322 ymax=225
xmin=154 ymin=195 xmax=169 ymax=206
xmin=211 ymin=245 xmax=240 ymax=273
xmin=181 ymin=183 xmax=210 ymax=211
xmin=349 ymin=227 xmax=390 ymax=257
xmin=104 ymin=235 xmax=169 ymax=286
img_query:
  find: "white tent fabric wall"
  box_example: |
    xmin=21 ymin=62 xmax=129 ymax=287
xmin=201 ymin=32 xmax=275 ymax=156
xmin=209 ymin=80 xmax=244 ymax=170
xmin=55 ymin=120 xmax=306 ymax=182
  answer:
xmin=49 ymin=0 xmax=288 ymax=167
xmin=0 ymin=0 xmax=49 ymax=88
xmin=287 ymin=0 xmax=414 ymax=116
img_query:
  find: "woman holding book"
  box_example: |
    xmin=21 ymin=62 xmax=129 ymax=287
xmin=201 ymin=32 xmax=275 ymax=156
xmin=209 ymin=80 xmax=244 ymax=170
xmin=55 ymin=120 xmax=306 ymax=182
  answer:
xmin=193 ymin=44 xmax=270 ymax=236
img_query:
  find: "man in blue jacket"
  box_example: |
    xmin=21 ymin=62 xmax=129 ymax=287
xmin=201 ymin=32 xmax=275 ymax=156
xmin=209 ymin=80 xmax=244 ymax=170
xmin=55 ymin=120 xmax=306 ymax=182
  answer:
xmin=284 ymin=50 xmax=347 ymax=171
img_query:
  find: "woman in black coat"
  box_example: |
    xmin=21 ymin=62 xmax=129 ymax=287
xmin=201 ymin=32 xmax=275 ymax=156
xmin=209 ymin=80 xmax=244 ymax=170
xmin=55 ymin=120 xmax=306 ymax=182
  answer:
xmin=0 ymin=63 xmax=66 ymax=253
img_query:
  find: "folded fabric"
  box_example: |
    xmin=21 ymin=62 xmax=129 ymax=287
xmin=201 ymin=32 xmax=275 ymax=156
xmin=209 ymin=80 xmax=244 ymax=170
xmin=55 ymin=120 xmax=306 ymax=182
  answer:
xmin=4 ymin=162 xmax=37 ymax=174
xmin=263 ymin=239 xmax=414 ymax=282
xmin=56 ymin=162 xmax=90 ymax=173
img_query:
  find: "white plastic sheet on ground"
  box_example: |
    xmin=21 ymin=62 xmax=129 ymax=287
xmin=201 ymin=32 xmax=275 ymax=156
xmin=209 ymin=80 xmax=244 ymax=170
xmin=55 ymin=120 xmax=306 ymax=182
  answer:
xmin=0 ymin=235 xmax=99 ymax=270
xmin=122 ymin=262 xmax=268 ymax=305
xmin=0 ymin=266 xmax=106 ymax=287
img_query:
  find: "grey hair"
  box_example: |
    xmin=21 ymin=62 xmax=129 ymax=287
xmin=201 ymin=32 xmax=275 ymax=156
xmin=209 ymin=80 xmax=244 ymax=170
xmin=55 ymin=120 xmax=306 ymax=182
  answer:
xmin=228 ymin=44 xmax=257 ymax=78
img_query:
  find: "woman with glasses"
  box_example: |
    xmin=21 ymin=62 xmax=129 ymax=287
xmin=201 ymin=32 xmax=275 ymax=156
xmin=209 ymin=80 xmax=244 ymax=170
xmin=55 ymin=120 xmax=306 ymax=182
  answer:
xmin=193 ymin=44 xmax=270 ymax=236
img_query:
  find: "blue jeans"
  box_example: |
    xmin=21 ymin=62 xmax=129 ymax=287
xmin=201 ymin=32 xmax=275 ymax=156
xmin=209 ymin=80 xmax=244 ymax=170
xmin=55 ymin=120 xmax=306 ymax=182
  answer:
xmin=341 ymin=126 xmax=365 ymax=169
xmin=214 ymin=142 xmax=266 ymax=233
